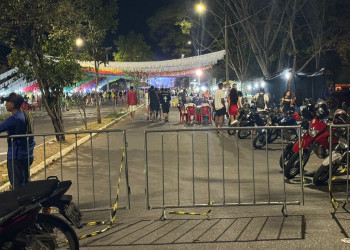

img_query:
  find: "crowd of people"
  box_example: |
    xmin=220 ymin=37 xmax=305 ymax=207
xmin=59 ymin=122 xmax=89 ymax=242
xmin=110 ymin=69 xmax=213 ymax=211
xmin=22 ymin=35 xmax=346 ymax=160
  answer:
xmin=141 ymin=83 xmax=306 ymax=133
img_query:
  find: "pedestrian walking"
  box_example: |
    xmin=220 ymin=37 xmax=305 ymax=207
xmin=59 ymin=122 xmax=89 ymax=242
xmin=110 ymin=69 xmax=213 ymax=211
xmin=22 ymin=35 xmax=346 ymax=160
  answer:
xmin=127 ymin=86 xmax=138 ymax=121
xmin=213 ymin=83 xmax=226 ymax=133
xmin=161 ymin=88 xmax=171 ymax=122
xmin=0 ymin=93 xmax=35 ymax=189
xmin=149 ymin=86 xmax=160 ymax=122
xmin=253 ymin=88 xmax=269 ymax=112
xmin=145 ymin=89 xmax=150 ymax=120
xmin=227 ymin=84 xmax=242 ymax=124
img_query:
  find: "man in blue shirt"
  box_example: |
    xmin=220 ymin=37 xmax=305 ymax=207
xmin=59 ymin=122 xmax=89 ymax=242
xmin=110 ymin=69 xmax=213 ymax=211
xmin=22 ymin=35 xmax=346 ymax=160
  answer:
xmin=0 ymin=93 xmax=35 ymax=189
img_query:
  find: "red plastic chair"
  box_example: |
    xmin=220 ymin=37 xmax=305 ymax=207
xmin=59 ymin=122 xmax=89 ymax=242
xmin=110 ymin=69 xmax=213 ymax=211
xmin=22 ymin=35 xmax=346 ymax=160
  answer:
xmin=177 ymin=106 xmax=187 ymax=123
xmin=186 ymin=106 xmax=197 ymax=124
xmin=198 ymin=106 xmax=212 ymax=124
xmin=21 ymin=104 xmax=29 ymax=111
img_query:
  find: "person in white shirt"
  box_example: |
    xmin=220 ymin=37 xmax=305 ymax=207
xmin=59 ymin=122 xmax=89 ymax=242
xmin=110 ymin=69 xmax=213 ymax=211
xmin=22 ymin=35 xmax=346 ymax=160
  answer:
xmin=145 ymin=90 xmax=150 ymax=120
xmin=253 ymin=88 xmax=269 ymax=112
xmin=213 ymin=83 xmax=226 ymax=132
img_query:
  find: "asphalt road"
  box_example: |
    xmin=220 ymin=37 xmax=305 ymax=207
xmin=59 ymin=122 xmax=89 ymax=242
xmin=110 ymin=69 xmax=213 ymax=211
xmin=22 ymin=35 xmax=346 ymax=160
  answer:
xmin=31 ymin=107 xmax=350 ymax=249
xmin=0 ymin=104 xmax=126 ymax=162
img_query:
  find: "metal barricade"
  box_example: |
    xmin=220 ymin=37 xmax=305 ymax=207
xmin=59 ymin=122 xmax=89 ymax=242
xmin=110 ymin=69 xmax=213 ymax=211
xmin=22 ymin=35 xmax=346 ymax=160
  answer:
xmin=4 ymin=129 xmax=130 ymax=211
xmin=329 ymin=124 xmax=350 ymax=211
xmin=144 ymin=126 xmax=304 ymax=218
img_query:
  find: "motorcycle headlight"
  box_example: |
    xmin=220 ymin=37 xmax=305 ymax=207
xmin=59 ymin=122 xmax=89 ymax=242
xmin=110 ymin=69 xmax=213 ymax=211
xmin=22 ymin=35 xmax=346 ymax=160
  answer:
xmin=339 ymin=137 xmax=348 ymax=149
xmin=308 ymin=128 xmax=319 ymax=137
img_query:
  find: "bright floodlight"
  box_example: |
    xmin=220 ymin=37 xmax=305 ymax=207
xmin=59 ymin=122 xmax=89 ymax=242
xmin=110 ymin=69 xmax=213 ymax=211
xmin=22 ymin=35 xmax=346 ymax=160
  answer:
xmin=261 ymin=81 xmax=266 ymax=87
xmin=201 ymin=86 xmax=207 ymax=92
xmin=196 ymin=69 xmax=203 ymax=77
xmin=75 ymin=37 xmax=84 ymax=47
xmin=195 ymin=3 xmax=206 ymax=13
xmin=188 ymin=41 xmax=192 ymax=45
xmin=247 ymin=85 xmax=252 ymax=91
xmin=285 ymin=71 xmax=292 ymax=80
xmin=181 ymin=54 xmax=185 ymax=58
xmin=255 ymin=83 xmax=259 ymax=89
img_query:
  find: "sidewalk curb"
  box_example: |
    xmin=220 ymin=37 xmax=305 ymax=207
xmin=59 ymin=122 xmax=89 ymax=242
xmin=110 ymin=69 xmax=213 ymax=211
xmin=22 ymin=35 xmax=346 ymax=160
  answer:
xmin=0 ymin=105 xmax=143 ymax=192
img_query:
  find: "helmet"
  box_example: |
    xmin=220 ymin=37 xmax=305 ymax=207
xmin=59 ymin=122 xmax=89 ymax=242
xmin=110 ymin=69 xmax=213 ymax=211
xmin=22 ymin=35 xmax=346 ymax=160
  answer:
xmin=315 ymin=103 xmax=329 ymax=119
xmin=333 ymin=109 xmax=348 ymax=124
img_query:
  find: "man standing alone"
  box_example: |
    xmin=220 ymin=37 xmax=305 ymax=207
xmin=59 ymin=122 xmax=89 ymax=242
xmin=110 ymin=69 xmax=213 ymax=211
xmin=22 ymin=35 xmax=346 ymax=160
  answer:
xmin=127 ymin=86 xmax=138 ymax=121
xmin=0 ymin=93 xmax=35 ymax=189
xmin=213 ymin=83 xmax=226 ymax=133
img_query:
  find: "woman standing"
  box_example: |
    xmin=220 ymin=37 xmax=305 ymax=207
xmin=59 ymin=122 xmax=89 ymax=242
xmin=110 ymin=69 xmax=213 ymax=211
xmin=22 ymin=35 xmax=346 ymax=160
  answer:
xmin=280 ymin=90 xmax=294 ymax=112
xmin=227 ymin=85 xmax=242 ymax=124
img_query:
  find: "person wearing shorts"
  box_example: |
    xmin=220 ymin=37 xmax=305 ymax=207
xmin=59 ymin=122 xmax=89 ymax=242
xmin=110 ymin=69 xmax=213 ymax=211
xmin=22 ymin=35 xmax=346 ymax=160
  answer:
xmin=127 ymin=86 xmax=137 ymax=121
xmin=160 ymin=88 xmax=171 ymax=122
xmin=213 ymin=83 xmax=226 ymax=133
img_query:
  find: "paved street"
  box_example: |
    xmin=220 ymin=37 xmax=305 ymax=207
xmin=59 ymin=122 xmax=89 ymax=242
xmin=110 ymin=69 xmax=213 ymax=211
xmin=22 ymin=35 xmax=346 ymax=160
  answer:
xmin=0 ymin=104 xmax=126 ymax=162
xmin=32 ymin=106 xmax=350 ymax=249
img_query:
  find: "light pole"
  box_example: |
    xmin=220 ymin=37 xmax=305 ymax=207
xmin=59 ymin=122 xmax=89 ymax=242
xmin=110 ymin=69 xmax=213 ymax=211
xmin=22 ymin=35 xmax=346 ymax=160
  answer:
xmin=195 ymin=3 xmax=229 ymax=85
xmin=196 ymin=69 xmax=203 ymax=85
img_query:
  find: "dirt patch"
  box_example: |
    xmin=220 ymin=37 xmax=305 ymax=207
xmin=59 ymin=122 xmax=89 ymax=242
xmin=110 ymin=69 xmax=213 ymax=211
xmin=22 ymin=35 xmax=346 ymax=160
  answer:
xmin=0 ymin=118 xmax=116 ymax=185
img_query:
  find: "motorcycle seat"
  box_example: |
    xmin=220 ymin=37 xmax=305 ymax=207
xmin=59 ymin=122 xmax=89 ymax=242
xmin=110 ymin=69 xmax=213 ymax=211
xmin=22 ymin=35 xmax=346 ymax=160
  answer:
xmin=0 ymin=180 xmax=59 ymax=218
xmin=0 ymin=191 xmax=20 ymax=219
xmin=15 ymin=180 xmax=60 ymax=206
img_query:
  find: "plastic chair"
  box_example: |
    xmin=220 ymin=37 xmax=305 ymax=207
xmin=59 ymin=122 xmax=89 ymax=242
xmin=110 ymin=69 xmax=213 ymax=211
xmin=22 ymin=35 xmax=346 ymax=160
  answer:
xmin=177 ymin=106 xmax=187 ymax=123
xmin=198 ymin=106 xmax=212 ymax=124
xmin=186 ymin=106 xmax=197 ymax=124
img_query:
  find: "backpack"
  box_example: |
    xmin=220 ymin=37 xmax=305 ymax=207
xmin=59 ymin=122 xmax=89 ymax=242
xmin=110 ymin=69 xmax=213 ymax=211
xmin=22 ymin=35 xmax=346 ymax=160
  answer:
xmin=23 ymin=110 xmax=34 ymax=134
xmin=256 ymin=93 xmax=265 ymax=109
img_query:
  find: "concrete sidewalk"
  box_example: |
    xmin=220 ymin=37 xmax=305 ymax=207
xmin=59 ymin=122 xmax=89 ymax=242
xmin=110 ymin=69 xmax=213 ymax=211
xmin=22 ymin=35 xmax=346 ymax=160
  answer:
xmin=35 ymin=107 xmax=350 ymax=249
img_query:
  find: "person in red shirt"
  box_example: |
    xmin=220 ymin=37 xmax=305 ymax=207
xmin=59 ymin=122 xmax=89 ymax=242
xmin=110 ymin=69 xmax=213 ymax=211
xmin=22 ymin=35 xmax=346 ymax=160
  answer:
xmin=127 ymin=86 xmax=138 ymax=121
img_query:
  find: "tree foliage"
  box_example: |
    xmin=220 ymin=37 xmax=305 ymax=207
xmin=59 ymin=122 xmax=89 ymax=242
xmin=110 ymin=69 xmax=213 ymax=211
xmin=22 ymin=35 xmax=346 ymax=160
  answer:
xmin=0 ymin=0 xmax=87 ymax=140
xmin=113 ymin=32 xmax=154 ymax=62
xmin=76 ymin=0 xmax=118 ymax=124
xmin=147 ymin=1 xmax=193 ymax=58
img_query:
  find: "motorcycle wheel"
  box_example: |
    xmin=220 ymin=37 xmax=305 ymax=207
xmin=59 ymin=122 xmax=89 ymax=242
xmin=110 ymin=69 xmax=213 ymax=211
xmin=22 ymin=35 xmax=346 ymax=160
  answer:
xmin=313 ymin=165 xmax=329 ymax=186
xmin=284 ymin=149 xmax=310 ymax=179
xmin=25 ymin=214 xmax=79 ymax=250
xmin=238 ymin=129 xmax=251 ymax=139
xmin=227 ymin=121 xmax=237 ymax=135
xmin=268 ymin=129 xmax=278 ymax=143
xmin=279 ymin=148 xmax=294 ymax=169
xmin=253 ymin=134 xmax=266 ymax=149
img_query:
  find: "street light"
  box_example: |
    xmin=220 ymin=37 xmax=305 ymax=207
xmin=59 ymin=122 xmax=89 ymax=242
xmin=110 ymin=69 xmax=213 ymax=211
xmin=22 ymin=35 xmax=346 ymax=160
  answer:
xmin=196 ymin=69 xmax=203 ymax=85
xmin=195 ymin=3 xmax=206 ymax=14
xmin=195 ymin=3 xmax=229 ymax=87
xmin=75 ymin=37 xmax=84 ymax=47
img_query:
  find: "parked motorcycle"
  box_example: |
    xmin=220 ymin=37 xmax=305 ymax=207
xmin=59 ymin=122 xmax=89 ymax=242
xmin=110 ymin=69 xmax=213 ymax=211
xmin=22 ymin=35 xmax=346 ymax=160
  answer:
xmin=279 ymin=99 xmax=317 ymax=170
xmin=0 ymin=177 xmax=81 ymax=249
xmin=231 ymin=108 xmax=267 ymax=139
xmin=252 ymin=109 xmax=280 ymax=149
xmin=284 ymin=102 xmax=336 ymax=179
xmin=313 ymin=109 xmax=350 ymax=185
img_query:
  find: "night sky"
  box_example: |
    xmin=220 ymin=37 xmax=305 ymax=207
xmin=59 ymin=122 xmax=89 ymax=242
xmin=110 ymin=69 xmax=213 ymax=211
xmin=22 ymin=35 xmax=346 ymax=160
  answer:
xmin=105 ymin=0 xmax=169 ymax=59
xmin=0 ymin=0 xmax=169 ymax=62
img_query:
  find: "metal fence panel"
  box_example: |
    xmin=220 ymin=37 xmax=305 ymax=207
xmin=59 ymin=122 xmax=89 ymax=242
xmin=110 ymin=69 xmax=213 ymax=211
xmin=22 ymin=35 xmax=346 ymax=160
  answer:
xmin=145 ymin=126 xmax=304 ymax=217
xmin=4 ymin=129 xmax=130 ymax=211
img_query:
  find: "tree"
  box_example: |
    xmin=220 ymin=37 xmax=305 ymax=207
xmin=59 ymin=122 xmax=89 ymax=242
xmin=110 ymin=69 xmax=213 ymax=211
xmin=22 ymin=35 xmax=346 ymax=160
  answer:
xmin=77 ymin=0 xmax=118 ymax=124
xmin=113 ymin=32 xmax=154 ymax=62
xmin=0 ymin=0 xmax=86 ymax=140
xmin=113 ymin=32 xmax=154 ymax=101
xmin=147 ymin=1 xmax=193 ymax=58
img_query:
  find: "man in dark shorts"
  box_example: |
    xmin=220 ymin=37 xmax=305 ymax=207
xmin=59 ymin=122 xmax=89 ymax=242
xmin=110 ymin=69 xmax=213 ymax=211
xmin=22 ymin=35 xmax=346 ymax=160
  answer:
xmin=161 ymin=88 xmax=171 ymax=122
xmin=213 ymin=83 xmax=226 ymax=133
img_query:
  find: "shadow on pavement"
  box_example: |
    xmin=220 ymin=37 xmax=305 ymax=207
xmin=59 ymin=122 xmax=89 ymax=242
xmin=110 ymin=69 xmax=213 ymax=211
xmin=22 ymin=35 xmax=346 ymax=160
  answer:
xmin=79 ymin=214 xmax=305 ymax=247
